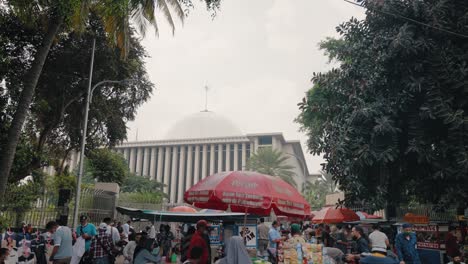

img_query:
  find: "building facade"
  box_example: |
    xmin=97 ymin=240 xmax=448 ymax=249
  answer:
xmin=69 ymin=111 xmax=310 ymax=203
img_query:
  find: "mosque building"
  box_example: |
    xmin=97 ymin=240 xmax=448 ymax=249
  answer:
xmin=69 ymin=110 xmax=310 ymax=204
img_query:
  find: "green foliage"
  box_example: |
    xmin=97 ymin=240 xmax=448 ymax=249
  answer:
xmin=121 ymin=174 xmax=165 ymax=193
xmin=87 ymin=149 xmax=129 ymax=185
xmin=4 ymin=181 xmax=41 ymax=213
xmin=297 ymin=1 xmax=468 ymax=210
xmin=302 ymin=180 xmax=328 ymax=210
xmin=247 ymin=147 xmax=297 ymax=187
xmin=119 ymin=191 xmax=164 ymax=204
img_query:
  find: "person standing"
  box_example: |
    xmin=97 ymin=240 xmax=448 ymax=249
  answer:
xmin=149 ymin=222 xmax=156 ymax=240
xmin=446 ymin=226 xmax=460 ymax=262
xmin=181 ymin=226 xmax=196 ymax=263
xmin=122 ymin=220 xmax=132 ymax=239
xmin=183 ymin=246 xmax=203 ymax=264
xmin=268 ymin=221 xmax=284 ymax=254
xmin=216 ymin=236 xmax=252 ymax=264
xmin=188 ymin=220 xmax=210 ymax=264
xmin=394 ymin=223 xmax=420 ymax=264
xmin=102 ymin=218 xmax=120 ymax=245
xmin=46 ymin=221 xmax=73 ymax=264
xmin=345 ymin=225 xmax=370 ymax=263
xmin=75 ymin=215 xmax=97 ymax=254
xmin=90 ymin=223 xmax=113 ymax=264
xmin=369 ymin=224 xmax=390 ymax=252
xmin=447 ymin=255 xmax=465 ymax=264
xmin=0 ymin=248 xmax=10 ymax=264
xmin=257 ymin=218 xmax=269 ymax=257
xmin=334 ymin=224 xmax=348 ymax=254
xmin=123 ymin=233 xmax=142 ymax=264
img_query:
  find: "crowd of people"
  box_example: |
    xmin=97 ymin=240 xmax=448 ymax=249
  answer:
xmin=0 ymin=217 xmax=465 ymax=264
xmin=257 ymin=219 xmax=466 ymax=264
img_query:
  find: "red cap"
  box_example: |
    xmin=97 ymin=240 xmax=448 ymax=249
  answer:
xmin=196 ymin=220 xmax=209 ymax=228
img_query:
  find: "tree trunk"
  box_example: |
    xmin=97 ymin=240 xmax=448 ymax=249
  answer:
xmin=0 ymin=17 xmax=63 ymax=204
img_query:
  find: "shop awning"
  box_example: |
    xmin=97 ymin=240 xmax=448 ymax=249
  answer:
xmin=116 ymin=206 xmax=252 ymax=222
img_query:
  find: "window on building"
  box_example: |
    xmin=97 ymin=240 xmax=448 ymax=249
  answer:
xmin=198 ymin=146 xmax=203 ymax=182
xmin=214 ymin=145 xmax=219 ymax=172
xmin=222 ymin=144 xmax=227 ymax=171
xmin=229 ymin=144 xmax=235 ymax=171
xmin=237 ymin=144 xmax=243 ymax=170
xmin=258 ymin=136 xmax=273 ymax=145
xmin=206 ymin=146 xmax=211 ymax=176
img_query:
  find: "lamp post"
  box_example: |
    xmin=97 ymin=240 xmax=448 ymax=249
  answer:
xmin=72 ymin=38 xmax=137 ymax=228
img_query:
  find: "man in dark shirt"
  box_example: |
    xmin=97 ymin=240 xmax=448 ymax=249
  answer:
xmin=446 ymin=226 xmax=459 ymax=261
xmin=346 ymin=225 xmax=369 ymax=263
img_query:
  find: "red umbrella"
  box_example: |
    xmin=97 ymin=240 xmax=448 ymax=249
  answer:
xmin=312 ymin=207 xmax=360 ymax=224
xmin=184 ymin=171 xmax=311 ymax=217
xmin=169 ymin=206 xmax=197 ymax=213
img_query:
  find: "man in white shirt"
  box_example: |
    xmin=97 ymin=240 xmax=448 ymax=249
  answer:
xmin=149 ymin=222 xmax=156 ymax=239
xmin=122 ymin=220 xmax=131 ymax=239
xmin=369 ymin=224 xmax=389 ymax=252
xmin=103 ymin=217 xmax=120 ymax=244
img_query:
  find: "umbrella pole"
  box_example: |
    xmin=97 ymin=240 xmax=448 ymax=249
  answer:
xmin=242 ymin=207 xmax=248 ymax=240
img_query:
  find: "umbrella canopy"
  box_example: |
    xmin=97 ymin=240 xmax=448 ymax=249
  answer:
xmin=184 ymin=171 xmax=311 ymax=217
xmin=169 ymin=206 xmax=197 ymax=213
xmin=312 ymin=207 xmax=360 ymax=224
xmin=357 ymin=211 xmax=382 ymax=220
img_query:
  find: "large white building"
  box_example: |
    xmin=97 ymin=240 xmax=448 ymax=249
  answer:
xmin=70 ymin=111 xmax=310 ymax=203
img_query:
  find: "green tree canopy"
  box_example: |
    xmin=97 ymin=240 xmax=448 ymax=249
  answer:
xmin=87 ymin=149 xmax=129 ymax=185
xmin=246 ymin=147 xmax=297 ymax=187
xmin=297 ymin=0 xmax=468 ymax=210
xmin=121 ymin=174 xmax=165 ymax=193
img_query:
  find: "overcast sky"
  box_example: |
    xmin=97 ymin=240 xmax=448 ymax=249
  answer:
xmin=127 ymin=0 xmax=364 ymax=174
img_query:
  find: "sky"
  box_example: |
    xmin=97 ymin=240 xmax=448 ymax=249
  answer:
xmin=127 ymin=0 xmax=364 ymax=174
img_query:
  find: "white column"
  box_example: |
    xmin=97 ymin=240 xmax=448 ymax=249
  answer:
xmin=193 ymin=145 xmax=200 ymax=184
xmin=226 ymin=144 xmax=231 ymax=171
xmin=178 ymin=147 xmax=186 ymax=203
xmin=209 ymin=144 xmax=215 ymax=175
xmin=142 ymin=148 xmax=150 ymax=177
xmin=129 ymin=148 xmax=136 ymax=173
xmin=217 ymin=144 xmax=223 ymax=173
xmin=136 ymin=148 xmax=144 ymax=176
xmin=233 ymin=144 xmax=239 ymax=171
xmin=124 ymin=148 xmax=130 ymax=164
xmin=163 ymin=147 xmax=171 ymax=194
xmin=254 ymin=137 xmax=259 ymax=153
xmin=170 ymin=146 xmax=178 ymax=202
xmin=186 ymin=145 xmax=193 ymax=190
xmin=241 ymin=143 xmax=247 ymax=170
xmin=149 ymin=148 xmax=157 ymax=180
xmin=157 ymin=148 xmax=164 ymax=183
xmin=201 ymin=145 xmax=208 ymax=180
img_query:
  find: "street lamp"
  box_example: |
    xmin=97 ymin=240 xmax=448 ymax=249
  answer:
xmin=72 ymin=78 xmax=135 ymax=228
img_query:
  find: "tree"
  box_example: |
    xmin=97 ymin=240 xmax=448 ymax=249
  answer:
xmin=297 ymin=0 xmax=468 ymax=210
xmin=246 ymin=147 xmax=297 ymax=187
xmin=121 ymin=174 xmax=165 ymax=193
xmin=87 ymin=149 xmax=129 ymax=185
xmin=0 ymin=11 xmax=153 ymax=180
xmin=302 ymin=180 xmax=328 ymax=210
xmin=0 ymin=0 xmax=221 ymax=203
xmin=319 ymin=170 xmax=338 ymax=194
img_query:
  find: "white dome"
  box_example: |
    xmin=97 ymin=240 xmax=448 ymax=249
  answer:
xmin=165 ymin=111 xmax=243 ymax=140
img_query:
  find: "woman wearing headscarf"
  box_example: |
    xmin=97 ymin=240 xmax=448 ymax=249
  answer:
xmin=216 ymin=236 xmax=252 ymax=264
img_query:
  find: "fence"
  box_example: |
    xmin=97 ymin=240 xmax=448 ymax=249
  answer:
xmin=0 ymin=187 xmax=117 ymax=228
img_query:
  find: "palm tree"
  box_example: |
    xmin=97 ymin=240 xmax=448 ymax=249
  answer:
xmin=319 ymin=170 xmax=338 ymax=193
xmin=246 ymin=147 xmax=297 ymax=187
xmin=0 ymin=0 xmax=200 ymax=203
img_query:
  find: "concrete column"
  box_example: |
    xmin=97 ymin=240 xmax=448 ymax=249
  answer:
xmin=193 ymin=145 xmax=200 ymax=185
xmin=201 ymin=145 xmax=208 ymax=180
xmin=170 ymin=146 xmax=178 ymax=202
xmin=142 ymin=148 xmax=150 ymax=177
xmin=157 ymin=148 xmax=164 ymax=183
xmin=226 ymin=144 xmax=231 ymax=171
xmin=241 ymin=143 xmax=247 ymax=170
xmin=233 ymin=144 xmax=239 ymax=171
xmin=163 ymin=147 xmax=171 ymax=194
xmin=186 ymin=145 xmax=193 ymax=190
xmin=254 ymin=137 xmax=259 ymax=153
xmin=135 ymin=148 xmax=143 ymax=175
xmin=124 ymin=148 xmax=130 ymax=160
xmin=209 ymin=144 xmax=215 ymax=175
xmin=217 ymin=144 xmax=223 ymax=172
xmin=149 ymin=148 xmax=157 ymax=180
xmin=178 ymin=147 xmax=186 ymax=203
xmin=129 ymin=148 xmax=136 ymax=173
